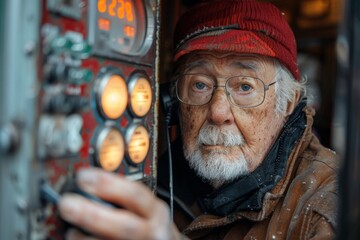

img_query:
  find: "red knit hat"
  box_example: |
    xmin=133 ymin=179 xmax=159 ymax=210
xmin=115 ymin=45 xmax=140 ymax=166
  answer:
xmin=174 ymin=0 xmax=300 ymax=80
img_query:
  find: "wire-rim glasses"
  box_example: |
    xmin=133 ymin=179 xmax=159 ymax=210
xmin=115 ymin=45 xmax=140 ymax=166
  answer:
xmin=175 ymin=73 xmax=277 ymax=108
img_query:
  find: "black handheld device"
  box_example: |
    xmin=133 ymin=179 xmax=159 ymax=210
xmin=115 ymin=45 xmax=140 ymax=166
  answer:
xmin=40 ymin=179 xmax=119 ymax=237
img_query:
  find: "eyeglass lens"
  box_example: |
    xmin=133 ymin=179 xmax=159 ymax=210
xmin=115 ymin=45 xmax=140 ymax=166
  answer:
xmin=176 ymin=74 xmax=266 ymax=107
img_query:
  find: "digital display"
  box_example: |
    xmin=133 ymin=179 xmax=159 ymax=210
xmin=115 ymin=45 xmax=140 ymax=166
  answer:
xmin=90 ymin=0 xmax=152 ymax=56
xmin=98 ymin=17 xmax=110 ymax=31
xmin=97 ymin=0 xmax=134 ymax=22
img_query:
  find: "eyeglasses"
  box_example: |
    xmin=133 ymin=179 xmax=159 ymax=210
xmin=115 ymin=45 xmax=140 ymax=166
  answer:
xmin=176 ymin=73 xmax=277 ymax=108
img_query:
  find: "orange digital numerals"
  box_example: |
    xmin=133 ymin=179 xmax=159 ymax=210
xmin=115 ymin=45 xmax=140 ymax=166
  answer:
xmin=124 ymin=25 xmax=135 ymax=37
xmin=98 ymin=18 xmax=111 ymax=31
xmin=97 ymin=0 xmax=134 ymax=22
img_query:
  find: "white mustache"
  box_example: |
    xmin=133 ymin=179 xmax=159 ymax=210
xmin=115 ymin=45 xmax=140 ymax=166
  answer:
xmin=197 ymin=125 xmax=244 ymax=147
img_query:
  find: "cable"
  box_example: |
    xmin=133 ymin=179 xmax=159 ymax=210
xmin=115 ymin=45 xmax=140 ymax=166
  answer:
xmin=157 ymin=187 xmax=196 ymax=221
xmin=160 ymin=82 xmax=176 ymax=221
xmin=165 ymin=117 xmax=174 ymax=221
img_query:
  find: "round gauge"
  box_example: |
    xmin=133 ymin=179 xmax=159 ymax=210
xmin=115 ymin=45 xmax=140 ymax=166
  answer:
xmin=96 ymin=71 xmax=128 ymax=120
xmin=126 ymin=124 xmax=150 ymax=165
xmin=128 ymin=73 xmax=153 ymax=117
xmin=95 ymin=127 xmax=125 ymax=171
xmin=93 ymin=0 xmax=154 ymax=56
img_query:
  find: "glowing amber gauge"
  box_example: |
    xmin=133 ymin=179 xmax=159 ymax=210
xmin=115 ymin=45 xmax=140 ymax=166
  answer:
xmin=129 ymin=74 xmax=152 ymax=117
xmin=98 ymin=74 xmax=128 ymax=119
xmin=96 ymin=127 xmax=125 ymax=172
xmin=126 ymin=125 xmax=150 ymax=165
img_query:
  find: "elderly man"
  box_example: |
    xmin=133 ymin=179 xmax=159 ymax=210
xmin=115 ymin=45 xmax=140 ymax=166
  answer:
xmin=58 ymin=0 xmax=338 ymax=239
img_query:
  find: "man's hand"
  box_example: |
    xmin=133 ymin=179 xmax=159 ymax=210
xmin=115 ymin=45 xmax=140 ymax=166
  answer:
xmin=58 ymin=167 xmax=180 ymax=240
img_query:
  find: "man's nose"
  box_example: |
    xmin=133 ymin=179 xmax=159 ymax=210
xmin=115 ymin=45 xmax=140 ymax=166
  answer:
xmin=208 ymin=89 xmax=234 ymax=125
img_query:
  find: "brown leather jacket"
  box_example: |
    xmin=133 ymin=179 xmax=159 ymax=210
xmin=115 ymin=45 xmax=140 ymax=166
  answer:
xmin=173 ymin=106 xmax=338 ymax=240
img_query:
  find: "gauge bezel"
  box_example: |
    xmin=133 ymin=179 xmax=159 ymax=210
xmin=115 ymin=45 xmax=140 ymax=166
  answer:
xmin=94 ymin=68 xmax=128 ymax=120
xmin=127 ymin=71 xmax=153 ymax=118
xmin=94 ymin=126 xmax=126 ymax=172
xmin=125 ymin=123 xmax=150 ymax=165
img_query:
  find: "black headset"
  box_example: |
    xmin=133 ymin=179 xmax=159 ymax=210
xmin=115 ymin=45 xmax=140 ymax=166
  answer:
xmin=160 ymin=81 xmax=179 ymax=126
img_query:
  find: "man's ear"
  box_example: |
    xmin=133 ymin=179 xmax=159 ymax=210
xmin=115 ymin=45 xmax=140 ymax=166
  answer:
xmin=285 ymin=91 xmax=301 ymax=116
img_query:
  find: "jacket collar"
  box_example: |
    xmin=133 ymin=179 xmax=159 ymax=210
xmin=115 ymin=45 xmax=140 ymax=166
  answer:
xmin=237 ymin=104 xmax=316 ymax=221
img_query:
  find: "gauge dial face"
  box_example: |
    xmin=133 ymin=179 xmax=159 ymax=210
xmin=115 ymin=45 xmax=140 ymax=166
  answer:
xmin=96 ymin=127 xmax=125 ymax=171
xmin=129 ymin=74 xmax=152 ymax=117
xmin=97 ymin=73 xmax=128 ymax=120
xmin=126 ymin=125 xmax=150 ymax=164
xmin=93 ymin=0 xmax=152 ymax=56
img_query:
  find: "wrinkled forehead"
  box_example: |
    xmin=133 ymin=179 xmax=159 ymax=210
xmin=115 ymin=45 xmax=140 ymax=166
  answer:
xmin=176 ymin=51 xmax=276 ymax=75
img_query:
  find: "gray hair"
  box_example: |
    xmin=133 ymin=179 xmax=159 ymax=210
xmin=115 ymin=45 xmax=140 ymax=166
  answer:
xmin=272 ymin=60 xmax=307 ymax=115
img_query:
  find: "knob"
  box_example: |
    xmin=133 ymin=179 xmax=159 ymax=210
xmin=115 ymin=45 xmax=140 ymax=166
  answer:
xmin=43 ymin=94 xmax=88 ymax=114
xmin=0 ymin=122 xmax=20 ymax=155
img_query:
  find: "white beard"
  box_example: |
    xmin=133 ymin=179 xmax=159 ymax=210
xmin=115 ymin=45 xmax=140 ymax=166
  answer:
xmin=183 ymin=125 xmax=249 ymax=186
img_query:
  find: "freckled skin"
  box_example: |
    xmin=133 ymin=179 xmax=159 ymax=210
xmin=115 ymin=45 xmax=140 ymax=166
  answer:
xmin=179 ymin=52 xmax=292 ymax=173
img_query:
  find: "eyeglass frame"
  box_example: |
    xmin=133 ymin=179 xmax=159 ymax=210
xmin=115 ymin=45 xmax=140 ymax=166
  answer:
xmin=175 ymin=73 xmax=277 ymax=108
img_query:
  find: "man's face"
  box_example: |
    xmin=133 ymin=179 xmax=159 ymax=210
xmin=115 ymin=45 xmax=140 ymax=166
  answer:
xmin=178 ymin=52 xmax=288 ymax=186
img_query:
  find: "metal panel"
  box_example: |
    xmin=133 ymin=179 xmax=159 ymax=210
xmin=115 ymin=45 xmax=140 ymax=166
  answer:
xmin=0 ymin=0 xmax=161 ymax=239
xmin=0 ymin=0 xmax=41 ymax=239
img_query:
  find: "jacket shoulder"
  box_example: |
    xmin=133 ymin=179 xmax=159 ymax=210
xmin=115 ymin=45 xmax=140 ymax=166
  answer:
xmin=285 ymin=135 xmax=338 ymax=239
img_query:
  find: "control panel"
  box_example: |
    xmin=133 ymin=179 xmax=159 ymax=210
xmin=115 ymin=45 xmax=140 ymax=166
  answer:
xmin=0 ymin=0 xmax=160 ymax=239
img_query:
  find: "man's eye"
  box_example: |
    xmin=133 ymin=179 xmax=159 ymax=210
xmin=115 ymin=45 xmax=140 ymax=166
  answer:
xmin=195 ymin=82 xmax=206 ymax=90
xmin=240 ymin=84 xmax=252 ymax=91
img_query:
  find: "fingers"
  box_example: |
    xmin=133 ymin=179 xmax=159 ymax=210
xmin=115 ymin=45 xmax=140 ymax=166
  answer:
xmin=59 ymin=193 xmax=151 ymax=239
xmin=58 ymin=168 xmax=177 ymax=240
xmin=75 ymin=168 xmax=159 ymax=219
